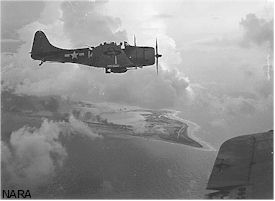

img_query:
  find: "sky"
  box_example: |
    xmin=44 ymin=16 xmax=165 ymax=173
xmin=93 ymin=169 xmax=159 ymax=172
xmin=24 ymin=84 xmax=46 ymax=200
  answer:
xmin=1 ymin=0 xmax=274 ymax=147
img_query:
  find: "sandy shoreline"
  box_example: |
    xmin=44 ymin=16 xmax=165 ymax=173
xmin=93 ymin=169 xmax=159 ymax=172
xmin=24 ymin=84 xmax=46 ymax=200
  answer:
xmin=167 ymin=110 xmax=216 ymax=151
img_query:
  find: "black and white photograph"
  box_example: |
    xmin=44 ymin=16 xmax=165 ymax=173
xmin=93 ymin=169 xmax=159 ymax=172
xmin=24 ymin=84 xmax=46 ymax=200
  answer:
xmin=1 ymin=0 xmax=273 ymax=199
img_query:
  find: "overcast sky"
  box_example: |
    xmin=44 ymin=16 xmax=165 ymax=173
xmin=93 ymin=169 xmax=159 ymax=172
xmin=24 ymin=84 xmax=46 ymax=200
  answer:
xmin=1 ymin=0 xmax=273 ymax=147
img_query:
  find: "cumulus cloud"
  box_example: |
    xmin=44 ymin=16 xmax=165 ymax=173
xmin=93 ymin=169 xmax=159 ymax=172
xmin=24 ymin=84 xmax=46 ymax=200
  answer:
xmin=190 ymin=13 xmax=273 ymax=52
xmin=1 ymin=1 xmax=45 ymax=53
xmin=1 ymin=1 xmax=45 ymax=40
xmin=61 ymin=1 xmax=127 ymax=46
xmin=97 ymin=69 xmax=190 ymax=109
xmin=239 ymin=13 xmax=273 ymax=49
xmin=67 ymin=115 xmax=103 ymax=139
xmin=1 ymin=116 xmax=101 ymax=188
xmin=2 ymin=120 xmax=66 ymax=187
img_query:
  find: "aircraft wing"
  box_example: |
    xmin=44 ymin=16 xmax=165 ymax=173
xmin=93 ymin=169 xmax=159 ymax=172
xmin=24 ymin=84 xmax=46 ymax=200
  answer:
xmin=206 ymin=130 xmax=273 ymax=199
xmin=92 ymin=44 xmax=134 ymax=68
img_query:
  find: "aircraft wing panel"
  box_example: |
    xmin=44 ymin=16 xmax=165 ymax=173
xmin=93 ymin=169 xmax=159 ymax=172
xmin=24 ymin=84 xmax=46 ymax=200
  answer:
xmin=92 ymin=44 xmax=133 ymax=68
xmin=207 ymin=130 xmax=273 ymax=199
xmin=116 ymin=49 xmax=135 ymax=67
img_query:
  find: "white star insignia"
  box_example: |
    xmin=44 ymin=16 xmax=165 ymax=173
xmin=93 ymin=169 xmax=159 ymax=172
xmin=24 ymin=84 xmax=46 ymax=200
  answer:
xmin=71 ymin=51 xmax=78 ymax=59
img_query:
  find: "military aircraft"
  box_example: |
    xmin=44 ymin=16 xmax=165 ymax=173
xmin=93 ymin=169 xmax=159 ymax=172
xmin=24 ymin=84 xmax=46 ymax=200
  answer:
xmin=30 ymin=31 xmax=162 ymax=74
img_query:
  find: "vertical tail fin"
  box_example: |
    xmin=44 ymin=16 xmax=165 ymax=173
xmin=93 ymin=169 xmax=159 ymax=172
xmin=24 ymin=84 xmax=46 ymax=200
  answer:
xmin=31 ymin=31 xmax=58 ymax=60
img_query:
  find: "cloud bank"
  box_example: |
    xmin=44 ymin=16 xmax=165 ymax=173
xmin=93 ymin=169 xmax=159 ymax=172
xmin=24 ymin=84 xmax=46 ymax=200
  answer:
xmin=240 ymin=13 xmax=273 ymax=49
xmin=2 ymin=116 xmax=101 ymax=188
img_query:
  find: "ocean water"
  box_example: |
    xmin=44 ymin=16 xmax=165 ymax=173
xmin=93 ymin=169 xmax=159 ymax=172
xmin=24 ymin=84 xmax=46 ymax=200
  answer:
xmin=37 ymin=134 xmax=216 ymax=199
xmin=1 ymin=91 xmax=217 ymax=199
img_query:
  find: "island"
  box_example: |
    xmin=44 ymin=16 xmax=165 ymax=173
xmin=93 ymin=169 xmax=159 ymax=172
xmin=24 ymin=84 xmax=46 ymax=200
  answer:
xmin=2 ymin=89 xmax=203 ymax=148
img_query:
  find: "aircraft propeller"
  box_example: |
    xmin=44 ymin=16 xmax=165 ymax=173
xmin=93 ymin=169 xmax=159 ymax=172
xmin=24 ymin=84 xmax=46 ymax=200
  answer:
xmin=155 ymin=38 xmax=162 ymax=75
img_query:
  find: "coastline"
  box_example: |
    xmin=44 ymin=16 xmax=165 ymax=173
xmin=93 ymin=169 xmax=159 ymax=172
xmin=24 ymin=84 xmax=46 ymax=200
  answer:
xmin=166 ymin=110 xmax=216 ymax=151
xmin=71 ymin=100 xmax=215 ymax=150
